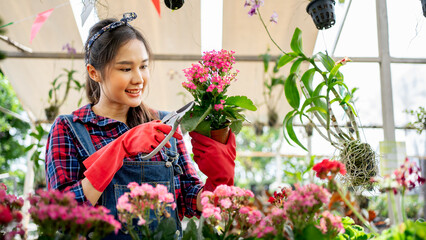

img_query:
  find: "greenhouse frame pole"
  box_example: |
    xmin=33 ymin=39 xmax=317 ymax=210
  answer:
xmin=376 ymin=0 xmax=403 ymax=226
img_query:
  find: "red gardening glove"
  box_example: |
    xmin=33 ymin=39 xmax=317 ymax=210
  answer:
xmin=83 ymin=120 xmax=182 ymax=192
xmin=189 ymin=131 xmax=236 ymax=192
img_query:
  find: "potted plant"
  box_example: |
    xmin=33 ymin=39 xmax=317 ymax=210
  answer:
xmin=45 ymin=44 xmax=85 ymax=122
xmin=306 ymin=0 xmax=336 ymax=30
xmin=181 ymin=49 xmax=257 ymax=143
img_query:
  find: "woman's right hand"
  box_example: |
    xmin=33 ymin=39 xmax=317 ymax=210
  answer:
xmin=122 ymin=120 xmax=183 ymax=156
xmin=82 ymin=120 xmax=182 ymax=193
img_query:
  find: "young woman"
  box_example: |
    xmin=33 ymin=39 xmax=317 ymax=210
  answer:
xmin=45 ymin=12 xmax=236 ymax=239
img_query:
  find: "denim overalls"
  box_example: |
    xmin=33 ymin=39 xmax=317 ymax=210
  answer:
xmin=65 ymin=111 xmax=183 ymax=239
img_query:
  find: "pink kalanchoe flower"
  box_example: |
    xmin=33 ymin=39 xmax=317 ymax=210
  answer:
xmin=270 ymin=11 xmax=278 ymax=23
xmin=317 ymin=211 xmax=345 ymax=234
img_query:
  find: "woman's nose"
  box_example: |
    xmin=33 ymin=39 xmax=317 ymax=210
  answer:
xmin=131 ymin=69 xmax=144 ymax=84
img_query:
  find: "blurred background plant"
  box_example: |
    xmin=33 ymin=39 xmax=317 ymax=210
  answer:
xmin=259 ymin=48 xmax=285 ymax=128
xmin=0 ymin=72 xmax=30 ymax=195
xmin=44 ymin=43 xmax=85 ymax=122
xmin=404 ymin=106 xmax=425 ymax=135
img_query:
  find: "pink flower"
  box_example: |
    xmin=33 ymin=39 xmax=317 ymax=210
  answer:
xmin=316 ymin=211 xmax=344 ymax=234
xmin=220 ymin=198 xmax=232 ymax=209
xmin=270 ymin=11 xmax=278 ymax=23
xmin=137 ymin=218 xmax=146 ymax=226
xmin=394 ymin=158 xmax=425 ymax=191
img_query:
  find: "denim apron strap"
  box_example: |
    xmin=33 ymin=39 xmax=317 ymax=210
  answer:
xmin=63 ymin=114 xmax=96 ymax=156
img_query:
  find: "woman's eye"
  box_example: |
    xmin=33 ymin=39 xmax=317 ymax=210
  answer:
xmin=121 ymin=68 xmax=131 ymax=72
xmin=141 ymin=65 xmax=148 ymax=70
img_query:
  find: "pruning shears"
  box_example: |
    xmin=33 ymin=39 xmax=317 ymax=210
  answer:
xmin=141 ymin=101 xmax=195 ymax=160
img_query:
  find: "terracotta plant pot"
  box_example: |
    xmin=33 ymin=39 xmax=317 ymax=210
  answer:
xmin=306 ymin=0 xmax=336 ymax=30
xmin=210 ymin=126 xmax=230 ymax=144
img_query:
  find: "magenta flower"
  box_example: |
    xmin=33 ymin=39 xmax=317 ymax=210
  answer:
xmin=394 ymin=158 xmax=425 ymax=191
xmin=62 ymin=43 xmax=77 ymax=55
xmin=270 ymin=11 xmax=278 ymax=23
xmin=244 ymin=0 xmax=264 ymax=16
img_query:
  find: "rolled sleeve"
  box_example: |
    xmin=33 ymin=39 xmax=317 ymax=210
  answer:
xmin=175 ymin=133 xmax=203 ymax=219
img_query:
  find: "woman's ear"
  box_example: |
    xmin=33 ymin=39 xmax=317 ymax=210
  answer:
xmin=87 ymin=64 xmax=101 ymax=82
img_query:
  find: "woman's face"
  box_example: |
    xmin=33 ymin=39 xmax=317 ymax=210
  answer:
xmin=97 ymin=39 xmax=150 ymax=109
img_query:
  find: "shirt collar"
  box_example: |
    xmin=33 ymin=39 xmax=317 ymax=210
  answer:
xmin=72 ymin=104 xmax=119 ymax=126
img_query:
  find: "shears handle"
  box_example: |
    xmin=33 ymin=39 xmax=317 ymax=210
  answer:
xmin=140 ymin=121 xmax=178 ymax=160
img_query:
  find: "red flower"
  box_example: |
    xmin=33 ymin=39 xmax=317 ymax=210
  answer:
xmin=313 ymin=159 xmax=346 ymax=180
xmin=0 ymin=205 xmax=13 ymax=224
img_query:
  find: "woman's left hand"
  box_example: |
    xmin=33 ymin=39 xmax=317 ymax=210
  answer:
xmin=189 ymin=131 xmax=236 ymax=192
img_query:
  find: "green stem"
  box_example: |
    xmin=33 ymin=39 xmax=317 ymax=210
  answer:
xmin=257 ymin=10 xmax=287 ymax=55
xmin=389 ymin=191 xmax=400 ymax=225
xmin=223 ymin=213 xmax=235 ymax=239
xmin=336 ymin=186 xmax=378 ymax=236
xmin=401 ymin=188 xmax=407 ymax=222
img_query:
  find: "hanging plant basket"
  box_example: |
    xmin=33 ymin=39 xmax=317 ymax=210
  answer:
xmin=306 ymin=0 xmax=336 ymax=30
xmin=422 ymin=0 xmax=426 ymax=17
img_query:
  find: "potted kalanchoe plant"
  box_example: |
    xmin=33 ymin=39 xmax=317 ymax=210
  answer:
xmin=28 ymin=188 xmax=121 ymax=239
xmin=245 ymin=1 xmax=378 ymax=189
xmin=181 ymin=49 xmax=257 ymax=143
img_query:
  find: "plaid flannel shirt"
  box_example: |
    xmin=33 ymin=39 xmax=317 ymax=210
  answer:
xmin=45 ymin=104 xmax=202 ymax=220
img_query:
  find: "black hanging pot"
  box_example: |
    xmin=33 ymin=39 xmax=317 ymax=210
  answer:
xmin=306 ymin=0 xmax=336 ymax=30
xmin=422 ymin=0 xmax=426 ymax=17
xmin=165 ymin=0 xmax=185 ymax=10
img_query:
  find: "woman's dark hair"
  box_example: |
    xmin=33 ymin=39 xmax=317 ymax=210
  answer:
xmin=84 ymin=18 xmax=156 ymax=127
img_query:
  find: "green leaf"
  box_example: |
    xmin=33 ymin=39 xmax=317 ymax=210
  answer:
xmin=181 ymin=106 xmax=212 ymax=132
xmin=300 ymin=96 xmax=326 ymax=114
xmin=261 ymin=53 xmax=270 ymax=72
xmin=286 ymin=115 xmax=307 ymax=151
xmin=194 ymin=119 xmax=212 ymax=137
xmin=182 ymin=219 xmax=199 ymax=240
xmin=329 ymin=62 xmax=343 ymax=80
xmin=284 ymin=73 xmax=300 ymax=109
xmin=306 ymin=106 xmax=328 ymax=115
xmin=290 ymin=58 xmax=304 ymax=74
xmin=301 ymin=68 xmax=317 ymax=97
xmin=271 ymin=77 xmax=284 ymax=87
xmin=230 ymin=120 xmax=243 ymax=135
xmin=316 ymin=52 xmax=335 ymax=71
xmin=155 ymin=217 xmax=177 ymax=240
xmin=24 ymin=144 xmax=35 ymax=152
xmin=302 ymin=224 xmax=325 ymax=240
xmin=277 ymin=52 xmax=297 ymax=68
xmin=225 ymin=96 xmax=257 ymax=111
xmin=48 ymin=89 xmax=53 ymax=100
xmin=282 ymin=110 xmax=296 ymax=146
xmin=73 ymin=80 xmax=81 ymax=89
xmin=340 ymin=94 xmax=351 ymax=105
xmin=290 ymin=27 xmax=303 ymax=55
